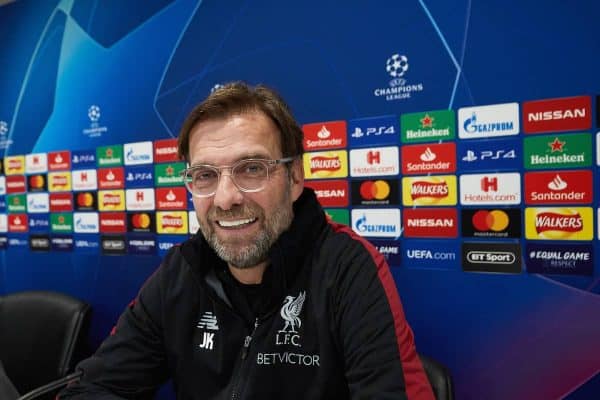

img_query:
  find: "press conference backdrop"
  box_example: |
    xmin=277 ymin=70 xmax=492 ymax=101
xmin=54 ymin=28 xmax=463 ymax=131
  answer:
xmin=1 ymin=1 xmax=599 ymax=399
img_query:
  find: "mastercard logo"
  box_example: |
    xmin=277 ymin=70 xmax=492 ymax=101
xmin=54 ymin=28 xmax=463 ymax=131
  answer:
xmin=131 ymin=213 xmax=151 ymax=229
xmin=28 ymin=175 xmax=45 ymax=189
xmin=472 ymin=210 xmax=509 ymax=232
xmin=360 ymin=180 xmax=390 ymax=200
xmin=77 ymin=192 xmax=94 ymax=207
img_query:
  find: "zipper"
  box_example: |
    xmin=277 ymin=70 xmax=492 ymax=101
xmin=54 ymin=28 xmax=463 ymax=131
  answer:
xmin=230 ymin=318 xmax=260 ymax=400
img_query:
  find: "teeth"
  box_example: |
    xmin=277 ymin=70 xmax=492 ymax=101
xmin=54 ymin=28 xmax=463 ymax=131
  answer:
xmin=218 ymin=218 xmax=255 ymax=227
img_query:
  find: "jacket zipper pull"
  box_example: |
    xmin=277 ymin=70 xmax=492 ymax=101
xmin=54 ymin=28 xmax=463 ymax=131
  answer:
xmin=241 ymin=318 xmax=259 ymax=360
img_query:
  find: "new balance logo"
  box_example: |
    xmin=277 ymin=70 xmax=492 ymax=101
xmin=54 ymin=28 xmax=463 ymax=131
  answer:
xmin=197 ymin=311 xmax=218 ymax=350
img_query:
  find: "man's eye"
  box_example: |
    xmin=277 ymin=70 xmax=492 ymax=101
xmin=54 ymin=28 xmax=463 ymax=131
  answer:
xmin=194 ymin=170 xmax=217 ymax=181
xmin=239 ymin=162 xmax=266 ymax=175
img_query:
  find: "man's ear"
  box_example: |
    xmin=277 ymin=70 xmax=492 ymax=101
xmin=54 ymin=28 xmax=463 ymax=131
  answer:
xmin=289 ymin=158 xmax=304 ymax=200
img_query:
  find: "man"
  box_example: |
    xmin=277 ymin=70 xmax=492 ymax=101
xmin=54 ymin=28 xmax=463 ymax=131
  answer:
xmin=59 ymin=82 xmax=434 ymax=399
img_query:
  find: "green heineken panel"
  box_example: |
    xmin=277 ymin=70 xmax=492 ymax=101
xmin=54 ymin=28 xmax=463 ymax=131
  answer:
xmin=51 ymin=213 xmax=74 ymax=233
xmin=324 ymin=208 xmax=350 ymax=225
xmin=7 ymin=194 xmax=26 ymax=213
xmin=524 ymin=132 xmax=591 ymax=170
xmin=155 ymin=162 xmax=186 ymax=186
xmin=401 ymin=109 xmax=455 ymax=143
xmin=97 ymin=145 xmax=124 ymax=166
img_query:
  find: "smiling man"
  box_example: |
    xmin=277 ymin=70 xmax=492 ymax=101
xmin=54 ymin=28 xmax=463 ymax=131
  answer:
xmin=59 ymin=82 xmax=434 ymax=399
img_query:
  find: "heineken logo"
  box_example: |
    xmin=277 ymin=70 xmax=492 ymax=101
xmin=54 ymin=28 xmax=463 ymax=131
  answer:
xmin=401 ymin=109 xmax=455 ymax=143
xmin=524 ymin=133 xmax=591 ymax=170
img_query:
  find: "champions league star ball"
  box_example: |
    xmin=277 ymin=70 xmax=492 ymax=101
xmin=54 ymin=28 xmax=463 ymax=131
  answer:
xmin=386 ymin=54 xmax=409 ymax=78
xmin=0 ymin=121 xmax=7 ymax=135
xmin=88 ymin=105 xmax=101 ymax=122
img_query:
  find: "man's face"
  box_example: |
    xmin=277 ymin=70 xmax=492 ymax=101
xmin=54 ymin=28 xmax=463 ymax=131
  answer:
xmin=187 ymin=110 xmax=303 ymax=269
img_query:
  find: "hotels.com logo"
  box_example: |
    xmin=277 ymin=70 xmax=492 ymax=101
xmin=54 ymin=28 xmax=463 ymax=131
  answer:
xmin=459 ymin=173 xmax=521 ymax=205
xmin=480 ymin=177 xmax=498 ymax=192
xmin=350 ymin=147 xmax=399 ymax=177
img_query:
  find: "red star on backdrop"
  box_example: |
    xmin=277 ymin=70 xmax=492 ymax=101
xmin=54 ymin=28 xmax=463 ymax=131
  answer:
xmin=106 ymin=148 xmax=113 ymax=157
xmin=166 ymin=165 xmax=174 ymax=176
xmin=420 ymin=114 xmax=434 ymax=128
xmin=549 ymin=138 xmax=565 ymax=152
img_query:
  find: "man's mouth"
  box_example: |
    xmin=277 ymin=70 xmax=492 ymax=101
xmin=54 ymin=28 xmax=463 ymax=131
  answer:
xmin=216 ymin=217 xmax=257 ymax=228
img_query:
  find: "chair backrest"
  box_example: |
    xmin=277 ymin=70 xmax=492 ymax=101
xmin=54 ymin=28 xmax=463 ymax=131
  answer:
xmin=419 ymin=354 xmax=454 ymax=400
xmin=0 ymin=290 xmax=91 ymax=396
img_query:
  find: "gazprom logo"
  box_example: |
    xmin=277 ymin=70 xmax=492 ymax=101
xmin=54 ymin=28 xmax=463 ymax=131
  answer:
xmin=27 ymin=193 xmax=49 ymax=213
xmin=458 ymin=103 xmax=519 ymax=139
xmin=351 ymin=209 xmax=401 ymax=238
xmin=74 ymin=212 xmax=99 ymax=233
xmin=124 ymin=142 xmax=153 ymax=166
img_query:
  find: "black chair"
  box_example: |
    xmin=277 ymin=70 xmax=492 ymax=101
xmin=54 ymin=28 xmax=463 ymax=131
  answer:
xmin=419 ymin=354 xmax=454 ymax=400
xmin=0 ymin=290 xmax=91 ymax=399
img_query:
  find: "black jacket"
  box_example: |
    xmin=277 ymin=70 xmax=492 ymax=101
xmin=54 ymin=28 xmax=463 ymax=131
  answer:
xmin=59 ymin=189 xmax=434 ymax=399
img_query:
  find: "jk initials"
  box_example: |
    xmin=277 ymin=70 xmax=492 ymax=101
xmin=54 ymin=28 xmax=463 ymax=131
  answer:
xmin=199 ymin=332 xmax=214 ymax=350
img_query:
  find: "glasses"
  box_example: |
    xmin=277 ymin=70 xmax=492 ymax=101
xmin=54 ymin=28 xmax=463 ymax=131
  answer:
xmin=181 ymin=157 xmax=296 ymax=197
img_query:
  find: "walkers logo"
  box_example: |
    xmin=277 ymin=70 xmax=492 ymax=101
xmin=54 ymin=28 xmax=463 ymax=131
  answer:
xmin=101 ymin=235 xmax=126 ymax=255
xmin=524 ymin=133 xmax=591 ymax=169
xmin=526 ymin=243 xmax=593 ymax=276
xmin=99 ymin=212 xmax=127 ymax=233
xmin=371 ymin=239 xmax=401 ymax=265
xmin=48 ymin=172 xmax=72 ymax=192
xmin=126 ymin=188 xmax=155 ymax=210
xmin=349 ymin=147 xmax=399 ymax=177
xmin=348 ymin=115 xmax=399 ymax=147
xmin=154 ymin=162 xmax=186 ymax=186
xmin=98 ymin=190 xmax=125 ymax=211
xmin=402 ymin=175 xmax=457 ymax=206
xmin=71 ymin=150 xmax=96 ymax=169
xmin=324 ymin=208 xmax=349 ymax=225
xmin=28 ymin=214 xmax=49 ymax=233
xmin=523 ymin=95 xmax=591 ymax=134
xmin=48 ymin=151 xmax=71 ymax=171
xmin=462 ymin=242 xmax=521 ymax=274
xmin=524 ymin=170 xmax=592 ymax=204
xmin=373 ymin=53 xmax=424 ymax=102
xmin=27 ymin=193 xmax=49 ymax=214
xmin=400 ymin=109 xmax=455 ymax=143
xmin=403 ymin=208 xmax=458 ymax=238
xmin=73 ymin=212 xmax=99 ymax=233
xmin=25 ymin=153 xmax=47 ymax=174
xmin=49 ymin=193 xmax=73 ymax=212
xmin=303 ymin=151 xmax=348 ymax=179
xmin=457 ymin=138 xmax=521 ymax=172
xmin=351 ymin=208 xmax=401 ymax=238
xmin=459 ymin=173 xmax=521 ymax=205
xmin=75 ymin=191 xmax=97 ymax=211
xmin=5 ymin=155 xmax=25 ymax=175
xmin=128 ymin=212 xmax=155 ymax=233
xmin=351 ymin=179 xmax=399 ymax=206
xmin=124 ymin=141 xmax=153 ymax=165
xmin=98 ymin=168 xmax=125 ymax=189
xmin=302 ymin=121 xmax=346 ymax=150
xmin=125 ymin=165 xmax=154 ymax=188
xmin=6 ymin=175 xmax=26 ymax=194
xmin=8 ymin=214 xmax=28 ymax=232
xmin=28 ymin=174 xmax=47 ymax=192
xmin=154 ymin=138 xmax=179 ymax=163
xmin=305 ymin=180 xmax=349 ymax=207
xmin=274 ymin=291 xmax=306 ymax=348
xmin=51 ymin=213 xmax=73 ymax=233
xmin=402 ymin=240 xmax=458 ymax=270
xmin=525 ymin=207 xmax=593 ymax=240
xmin=458 ymin=103 xmax=519 ymax=139
xmin=461 ymin=208 xmax=521 ymax=238
xmin=72 ymin=169 xmax=98 ymax=191
xmin=97 ymin=145 xmax=123 ymax=166
xmin=7 ymin=194 xmax=26 ymax=212
xmin=155 ymin=187 xmax=188 ymax=210
xmin=29 ymin=235 xmax=50 ymax=251
xmin=127 ymin=235 xmax=156 ymax=256
xmin=401 ymin=142 xmax=456 ymax=175
xmin=156 ymin=211 xmax=188 ymax=234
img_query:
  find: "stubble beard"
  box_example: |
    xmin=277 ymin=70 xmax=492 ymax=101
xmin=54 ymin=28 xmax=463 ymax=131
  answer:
xmin=198 ymin=186 xmax=294 ymax=269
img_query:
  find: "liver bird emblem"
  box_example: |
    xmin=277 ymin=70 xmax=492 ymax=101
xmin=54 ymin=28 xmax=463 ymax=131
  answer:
xmin=279 ymin=291 xmax=306 ymax=333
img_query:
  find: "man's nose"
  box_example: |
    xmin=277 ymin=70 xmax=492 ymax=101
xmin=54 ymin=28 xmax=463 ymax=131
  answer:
xmin=212 ymin=172 xmax=243 ymax=210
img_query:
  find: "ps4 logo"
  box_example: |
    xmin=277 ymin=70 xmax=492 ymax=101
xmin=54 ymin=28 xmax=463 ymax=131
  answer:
xmin=462 ymin=149 xmax=516 ymax=162
xmin=351 ymin=126 xmax=395 ymax=138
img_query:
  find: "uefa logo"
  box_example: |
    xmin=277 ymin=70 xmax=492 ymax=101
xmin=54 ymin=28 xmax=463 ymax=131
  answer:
xmin=0 ymin=121 xmax=8 ymax=135
xmin=374 ymin=53 xmax=424 ymax=102
xmin=88 ymin=105 xmax=101 ymax=122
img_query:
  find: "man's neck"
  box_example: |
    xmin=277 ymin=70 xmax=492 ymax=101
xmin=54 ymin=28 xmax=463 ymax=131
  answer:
xmin=228 ymin=262 xmax=267 ymax=285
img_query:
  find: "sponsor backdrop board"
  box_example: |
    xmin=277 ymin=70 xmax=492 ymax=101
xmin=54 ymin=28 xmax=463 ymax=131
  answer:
xmin=0 ymin=1 xmax=599 ymax=399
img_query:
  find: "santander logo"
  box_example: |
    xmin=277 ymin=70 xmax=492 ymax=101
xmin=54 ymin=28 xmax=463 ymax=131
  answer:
xmin=547 ymin=174 xmax=567 ymax=191
xmin=419 ymin=147 xmax=436 ymax=162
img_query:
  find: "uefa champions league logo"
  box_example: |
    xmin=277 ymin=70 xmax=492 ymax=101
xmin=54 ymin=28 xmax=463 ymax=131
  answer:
xmin=373 ymin=53 xmax=424 ymax=101
xmin=0 ymin=121 xmax=8 ymax=135
xmin=386 ymin=54 xmax=409 ymax=78
xmin=88 ymin=105 xmax=101 ymax=122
